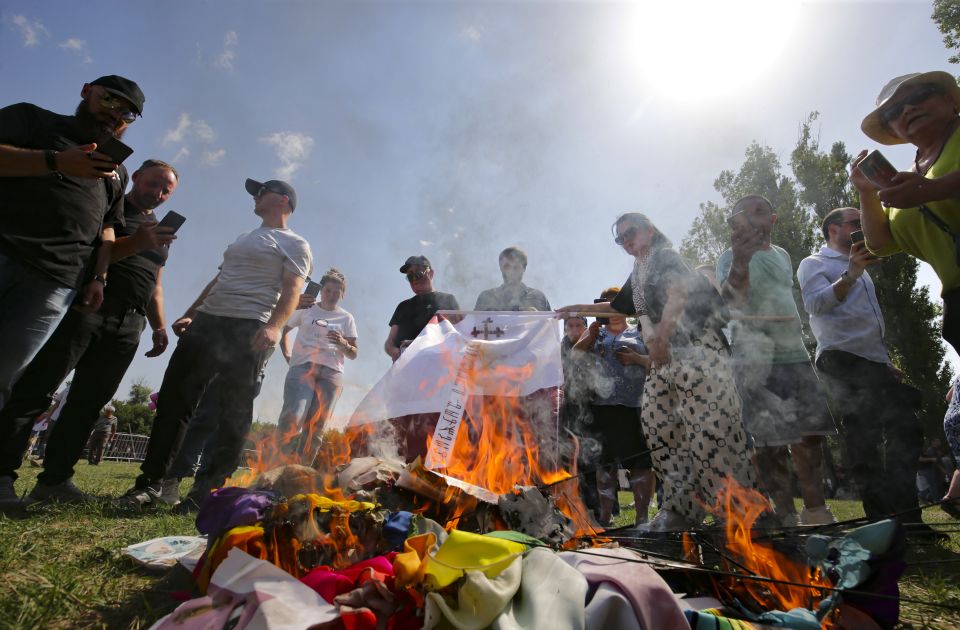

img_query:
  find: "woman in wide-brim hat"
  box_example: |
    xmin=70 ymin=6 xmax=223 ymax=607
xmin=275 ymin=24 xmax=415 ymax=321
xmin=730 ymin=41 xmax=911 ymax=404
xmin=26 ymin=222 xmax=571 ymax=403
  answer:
xmin=852 ymin=70 xmax=960 ymax=353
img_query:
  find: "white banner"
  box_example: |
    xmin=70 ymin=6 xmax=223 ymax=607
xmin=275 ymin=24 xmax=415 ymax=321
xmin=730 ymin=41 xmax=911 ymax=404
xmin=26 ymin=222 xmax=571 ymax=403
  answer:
xmin=347 ymin=312 xmax=562 ymax=429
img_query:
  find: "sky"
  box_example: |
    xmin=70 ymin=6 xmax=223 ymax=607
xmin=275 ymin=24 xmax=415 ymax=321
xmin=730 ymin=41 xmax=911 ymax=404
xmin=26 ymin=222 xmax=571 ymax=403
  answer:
xmin=2 ymin=0 xmax=956 ymax=429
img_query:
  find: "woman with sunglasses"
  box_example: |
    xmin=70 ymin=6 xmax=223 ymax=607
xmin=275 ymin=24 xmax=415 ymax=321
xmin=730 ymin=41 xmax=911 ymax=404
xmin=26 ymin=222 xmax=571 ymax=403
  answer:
xmin=853 ymin=71 xmax=960 ymax=353
xmin=559 ymin=213 xmax=754 ymax=531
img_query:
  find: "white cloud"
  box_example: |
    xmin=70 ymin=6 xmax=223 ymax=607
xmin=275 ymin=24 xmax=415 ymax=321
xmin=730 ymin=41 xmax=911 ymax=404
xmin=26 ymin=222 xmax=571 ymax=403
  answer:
xmin=163 ymin=112 xmax=216 ymax=146
xmin=11 ymin=14 xmax=48 ymax=47
xmin=461 ymin=25 xmax=483 ymax=41
xmin=214 ymin=30 xmax=238 ymax=70
xmin=171 ymin=147 xmax=190 ymax=163
xmin=200 ymin=148 xmax=226 ymax=167
xmin=59 ymin=38 xmax=92 ymax=63
xmin=260 ymin=131 xmax=315 ymax=180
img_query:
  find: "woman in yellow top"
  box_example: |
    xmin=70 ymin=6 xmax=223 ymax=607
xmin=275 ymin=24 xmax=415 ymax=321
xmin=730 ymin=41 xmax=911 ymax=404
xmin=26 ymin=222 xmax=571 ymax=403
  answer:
xmin=852 ymin=71 xmax=960 ymax=353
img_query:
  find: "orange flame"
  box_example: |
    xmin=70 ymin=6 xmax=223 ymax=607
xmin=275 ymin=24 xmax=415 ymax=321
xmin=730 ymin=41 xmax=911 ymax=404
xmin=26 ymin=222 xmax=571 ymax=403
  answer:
xmin=715 ymin=477 xmax=832 ymax=615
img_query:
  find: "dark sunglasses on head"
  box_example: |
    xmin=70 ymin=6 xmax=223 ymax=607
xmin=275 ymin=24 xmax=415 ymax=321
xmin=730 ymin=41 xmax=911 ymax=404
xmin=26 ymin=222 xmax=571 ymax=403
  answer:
xmin=97 ymin=91 xmax=137 ymax=123
xmin=406 ymin=269 xmax=429 ymax=282
xmin=881 ymin=85 xmax=943 ymax=124
xmin=614 ymin=226 xmax=639 ymax=246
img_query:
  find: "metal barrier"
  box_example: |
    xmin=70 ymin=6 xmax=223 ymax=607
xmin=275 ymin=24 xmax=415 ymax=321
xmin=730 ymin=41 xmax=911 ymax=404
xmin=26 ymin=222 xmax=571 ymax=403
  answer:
xmin=103 ymin=432 xmax=150 ymax=462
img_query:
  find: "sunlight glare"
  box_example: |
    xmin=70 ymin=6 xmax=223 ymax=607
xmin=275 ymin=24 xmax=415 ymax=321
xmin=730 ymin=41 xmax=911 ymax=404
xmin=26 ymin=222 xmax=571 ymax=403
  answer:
xmin=625 ymin=0 xmax=801 ymax=105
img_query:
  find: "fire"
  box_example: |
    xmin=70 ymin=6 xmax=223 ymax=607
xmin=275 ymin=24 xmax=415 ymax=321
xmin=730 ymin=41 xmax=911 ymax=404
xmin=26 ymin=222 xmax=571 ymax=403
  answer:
xmin=715 ymin=477 xmax=832 ymax=616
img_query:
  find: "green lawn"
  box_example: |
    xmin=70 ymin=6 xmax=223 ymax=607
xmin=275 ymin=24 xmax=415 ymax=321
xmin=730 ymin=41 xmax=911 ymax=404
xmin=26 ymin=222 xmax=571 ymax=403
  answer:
xmin=1 ymin=463 xmax=959 ymax=628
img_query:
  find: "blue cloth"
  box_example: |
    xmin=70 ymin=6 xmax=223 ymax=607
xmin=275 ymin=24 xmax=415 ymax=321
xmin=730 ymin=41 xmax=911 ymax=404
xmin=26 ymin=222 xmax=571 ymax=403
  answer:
xmin=592 ymin=326 xmax=646 ymax=407
xmin=382 ymin=511 xmax=413 ymax=549
xmin=0 ymin=250 xmax=75 ymax=409
xmin=797 ymin=246 xmax=888 ymax=364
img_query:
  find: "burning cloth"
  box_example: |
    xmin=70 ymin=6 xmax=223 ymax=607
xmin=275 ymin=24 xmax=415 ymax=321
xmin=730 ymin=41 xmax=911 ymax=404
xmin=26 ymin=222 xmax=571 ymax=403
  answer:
xmin=348 ymin=312 xmax=563 ymax=471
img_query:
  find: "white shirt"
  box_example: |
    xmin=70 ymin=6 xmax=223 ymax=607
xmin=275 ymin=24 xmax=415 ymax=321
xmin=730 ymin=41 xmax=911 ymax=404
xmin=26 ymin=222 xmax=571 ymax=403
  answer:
xmin=797 ymin=246 xmax=888 ymax=364
xmin=199 ymin=227 xmax=313 ymax=323
xmin=286 ymin=304 xmax=357 ymax=372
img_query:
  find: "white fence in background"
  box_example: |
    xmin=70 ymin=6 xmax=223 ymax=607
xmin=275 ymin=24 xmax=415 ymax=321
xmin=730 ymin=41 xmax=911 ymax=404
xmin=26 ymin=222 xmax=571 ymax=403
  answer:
xmin=103 ymin=432 xmax=150 ymax=462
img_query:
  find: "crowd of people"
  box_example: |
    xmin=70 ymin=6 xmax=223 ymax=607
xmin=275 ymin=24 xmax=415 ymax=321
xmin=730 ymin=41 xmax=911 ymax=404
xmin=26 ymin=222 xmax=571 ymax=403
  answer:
xmin=2 ymin=70 xmax=960 ymax=538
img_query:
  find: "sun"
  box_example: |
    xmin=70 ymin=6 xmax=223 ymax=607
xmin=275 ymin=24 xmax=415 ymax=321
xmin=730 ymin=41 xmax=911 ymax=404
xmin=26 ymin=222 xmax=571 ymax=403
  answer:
xmin=623 ymin=0 xmax=802 ymax=105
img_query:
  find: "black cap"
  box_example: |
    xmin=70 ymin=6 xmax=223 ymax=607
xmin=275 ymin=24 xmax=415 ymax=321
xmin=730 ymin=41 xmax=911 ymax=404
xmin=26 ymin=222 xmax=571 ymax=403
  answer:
xmin=245 ymin=178 xmax=297 ymax=211
xmin=400 ymin=255 xmax=431 ymax=273
xmin=89 ymin=75 xmax=145 ymax=115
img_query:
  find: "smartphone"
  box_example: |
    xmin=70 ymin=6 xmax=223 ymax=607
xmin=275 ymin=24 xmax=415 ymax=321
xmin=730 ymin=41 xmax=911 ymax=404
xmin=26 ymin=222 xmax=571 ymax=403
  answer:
xmin=851 ymin=230 xmax=865 ymax=244
xmin=594 ymin=298 xmax=610 ymax=326
xmin=157 ymin=210 xmax=186 ymax=233
xmin=304 ymin=281 xmax=322 ymax=298
xmin=858 ymin=150 xmax=897 ymax=188
xmin=97 ymin=136 xmax=134 ymax=164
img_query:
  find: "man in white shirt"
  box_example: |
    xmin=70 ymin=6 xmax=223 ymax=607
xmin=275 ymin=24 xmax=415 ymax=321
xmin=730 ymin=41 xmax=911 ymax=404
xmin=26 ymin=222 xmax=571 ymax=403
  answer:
xmin=798 ymin=207 xmax=937 ymax=538
xmin=117 ymin=178 xmax=312 ymax=509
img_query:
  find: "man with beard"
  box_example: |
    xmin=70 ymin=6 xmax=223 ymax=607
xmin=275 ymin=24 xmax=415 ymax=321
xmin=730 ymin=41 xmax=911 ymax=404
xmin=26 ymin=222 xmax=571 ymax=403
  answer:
xmin=0 ymin=75 xmax=145 ymax=410
xmin=0 ymin=159 xmax=178 ymax=506
xmin=116 ymin=178 xmax=311 ymax=509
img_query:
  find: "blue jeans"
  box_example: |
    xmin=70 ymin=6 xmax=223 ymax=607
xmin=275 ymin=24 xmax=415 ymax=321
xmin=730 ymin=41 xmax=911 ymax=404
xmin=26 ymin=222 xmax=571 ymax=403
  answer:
xmin=277 ymin=362 xmax=343 ymax=461
xmin=0 ymin=251 xmax=75 ymax=409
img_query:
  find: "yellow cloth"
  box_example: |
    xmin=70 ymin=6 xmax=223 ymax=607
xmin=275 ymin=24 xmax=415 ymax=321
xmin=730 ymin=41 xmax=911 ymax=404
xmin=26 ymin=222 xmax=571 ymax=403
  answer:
xmin=393 ymin=532 xmax=439 ymax=589
xmin=425 ymin=529 xmax=526 ymax=590
xmin=871 ymin=125 xmax=960 ymax=292
xmin=289 ymin=494 xmax=377 ymax=512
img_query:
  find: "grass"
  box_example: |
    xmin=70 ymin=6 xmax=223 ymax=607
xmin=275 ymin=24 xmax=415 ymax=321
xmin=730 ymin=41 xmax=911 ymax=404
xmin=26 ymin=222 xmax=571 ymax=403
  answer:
xmin=1 ymin=463 xmax=959 ymax=628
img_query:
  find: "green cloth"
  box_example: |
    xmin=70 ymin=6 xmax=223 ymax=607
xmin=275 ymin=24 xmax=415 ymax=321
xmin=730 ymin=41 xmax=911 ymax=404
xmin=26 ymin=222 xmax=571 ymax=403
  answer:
xmin=869 ymin=126 xmax=960 ymax=293
xmin=716 ymin=246 xmax=809 ymax=364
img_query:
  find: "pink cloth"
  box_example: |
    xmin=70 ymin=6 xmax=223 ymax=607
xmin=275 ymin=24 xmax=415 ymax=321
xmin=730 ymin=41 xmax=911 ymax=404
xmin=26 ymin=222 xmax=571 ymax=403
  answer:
xmin=558 ymin=547 xmax=689 ymax=630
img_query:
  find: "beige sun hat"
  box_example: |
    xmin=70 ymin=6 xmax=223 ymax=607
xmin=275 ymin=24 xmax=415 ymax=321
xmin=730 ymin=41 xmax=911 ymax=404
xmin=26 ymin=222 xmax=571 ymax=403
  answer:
xmin=861 ymin=71 xmax=960 ymax=145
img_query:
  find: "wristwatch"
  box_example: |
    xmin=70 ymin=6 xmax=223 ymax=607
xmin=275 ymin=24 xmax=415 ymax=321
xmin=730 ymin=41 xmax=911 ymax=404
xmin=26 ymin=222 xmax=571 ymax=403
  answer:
xmin=93 ymin=273 xmax=107 ymax=287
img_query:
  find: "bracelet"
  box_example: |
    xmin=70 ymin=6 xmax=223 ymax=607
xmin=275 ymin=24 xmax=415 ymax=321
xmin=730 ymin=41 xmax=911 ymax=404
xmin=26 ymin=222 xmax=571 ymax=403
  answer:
xmin=44 ymin=149 xmax=58 ymax=172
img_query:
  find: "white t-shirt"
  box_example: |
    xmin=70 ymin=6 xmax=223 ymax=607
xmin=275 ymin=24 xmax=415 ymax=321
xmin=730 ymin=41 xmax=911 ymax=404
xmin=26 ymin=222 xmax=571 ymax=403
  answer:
xmin=286 ymin=304 xmax=358 ymax=372
xmin=199 ymin=227 xmax=313 ymax=323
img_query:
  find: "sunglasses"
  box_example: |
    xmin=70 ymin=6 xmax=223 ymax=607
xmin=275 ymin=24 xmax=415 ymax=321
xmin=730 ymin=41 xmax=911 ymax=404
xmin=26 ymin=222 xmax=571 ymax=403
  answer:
xmin=880 ymin=85 xmax=942 ymax=124
xmin=614 ymin=226 xmax=639 ymax=246
xmin=406 ymin=269 xmax=429 ymax=282
xmin=256 ymin=186 xmax=286 ymax=199
xmin=97 ymin=91 xmax=137 ymax=123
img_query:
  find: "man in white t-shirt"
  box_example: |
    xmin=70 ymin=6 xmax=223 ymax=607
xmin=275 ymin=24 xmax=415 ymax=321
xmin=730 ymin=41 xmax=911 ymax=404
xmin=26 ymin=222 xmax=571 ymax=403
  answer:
xmin=278 ymin=268 xmax=357 ymax=462
xmin=117 ymin=178 xmax=313 ymax=509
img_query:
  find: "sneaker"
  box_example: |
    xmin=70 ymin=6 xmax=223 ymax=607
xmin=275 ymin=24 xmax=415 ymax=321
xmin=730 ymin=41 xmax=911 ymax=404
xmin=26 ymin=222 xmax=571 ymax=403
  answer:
xmin=637 ymin=509 xmax=694 ymax=533
xmin=0 ymin=476 xmax=20 ymax=507
xmin=114 ymin=484 xmax=162 ymax=509
xmin=26 ymin=479 xmax=89 ymax=504
xmin=158 ymin=478 xmax=181 ymax=506
xmin=779 ymin=512 xmax=801 ymax=528
xmin=800 ymin=505 xmax=836 ymax=526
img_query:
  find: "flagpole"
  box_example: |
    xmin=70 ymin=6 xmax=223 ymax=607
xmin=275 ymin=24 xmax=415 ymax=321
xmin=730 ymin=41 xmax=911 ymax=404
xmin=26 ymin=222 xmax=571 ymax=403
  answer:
xmin=437 ymin=310 xmax=796 ymax=322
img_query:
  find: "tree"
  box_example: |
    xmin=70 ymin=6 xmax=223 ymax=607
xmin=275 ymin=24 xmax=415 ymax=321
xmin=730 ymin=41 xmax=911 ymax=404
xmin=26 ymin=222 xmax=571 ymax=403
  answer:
xmin=933 ymin=0 xmax=960 ymax=64
xmin=111 ymin=379 xmax=156 ymax=435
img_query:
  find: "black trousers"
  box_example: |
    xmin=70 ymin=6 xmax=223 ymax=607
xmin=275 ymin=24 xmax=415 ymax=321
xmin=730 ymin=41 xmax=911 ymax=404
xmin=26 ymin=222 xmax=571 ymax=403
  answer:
xmin=136 ymin=313 xmax=267 ymax=489
xmin=816 ymin=350 xmax=923 ymax=522
xmin=0 ymin=307 xmax=143 ymax=482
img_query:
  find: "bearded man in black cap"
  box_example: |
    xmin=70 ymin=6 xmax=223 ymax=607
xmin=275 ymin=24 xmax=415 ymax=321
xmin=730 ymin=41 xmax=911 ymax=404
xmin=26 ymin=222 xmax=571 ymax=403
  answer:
xmin=0 ymin=75 xmax=145 ymax=410
xmin=117 ymin=178 xmax=312 ymax=509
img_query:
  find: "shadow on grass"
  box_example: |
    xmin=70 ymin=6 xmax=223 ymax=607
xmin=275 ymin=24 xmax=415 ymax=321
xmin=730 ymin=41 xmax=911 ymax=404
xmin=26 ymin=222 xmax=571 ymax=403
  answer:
xmin=92 ymin=563 xmax=195 ymax=629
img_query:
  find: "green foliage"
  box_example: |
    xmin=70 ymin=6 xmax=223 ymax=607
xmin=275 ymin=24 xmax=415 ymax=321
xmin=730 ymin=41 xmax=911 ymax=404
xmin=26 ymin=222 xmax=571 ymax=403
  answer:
xmin=933 ymin=0 xmax=960 ymax=64
xmin=110 ymin=378 xmax=155 ymax=435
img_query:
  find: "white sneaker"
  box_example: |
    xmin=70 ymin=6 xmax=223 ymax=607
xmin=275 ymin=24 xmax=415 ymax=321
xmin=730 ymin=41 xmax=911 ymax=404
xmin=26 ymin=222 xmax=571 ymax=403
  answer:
xmin=800 ymin=504 xmax=836 ymax=526
xmin=779 ymin=512 xmax=800 ymax=528
xmin=637 ymin=509 xmax=694 ymax=533
xmin=158 ymin=478 xmax=181 ymax=506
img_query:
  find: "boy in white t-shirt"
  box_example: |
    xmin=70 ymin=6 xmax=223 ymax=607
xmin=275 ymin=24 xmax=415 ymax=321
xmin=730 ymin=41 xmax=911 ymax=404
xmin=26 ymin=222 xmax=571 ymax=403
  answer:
xmin=278 ymin=268 xmax=357 ymax=462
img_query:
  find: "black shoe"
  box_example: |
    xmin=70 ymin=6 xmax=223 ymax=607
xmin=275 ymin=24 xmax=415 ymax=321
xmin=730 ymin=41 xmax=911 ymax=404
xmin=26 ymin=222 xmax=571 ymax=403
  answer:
xmin=114 ymin=484 xmax=162 ymax=509
xmin=171 ymin=495 xmax=202 ymax=515
xmin=941 ymin=498 xmax=960 ymax=520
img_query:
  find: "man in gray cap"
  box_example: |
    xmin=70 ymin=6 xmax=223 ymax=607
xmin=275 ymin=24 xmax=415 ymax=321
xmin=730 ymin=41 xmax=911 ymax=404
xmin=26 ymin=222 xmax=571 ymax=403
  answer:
xmin=0 ymin=75 xmax=145 ymax=410
xmin=116 ymin=178 xmax=312 ymax=509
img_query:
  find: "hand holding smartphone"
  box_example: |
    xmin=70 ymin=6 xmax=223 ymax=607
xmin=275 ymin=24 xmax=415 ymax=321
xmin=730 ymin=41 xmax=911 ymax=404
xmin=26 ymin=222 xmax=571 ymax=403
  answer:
xmin=857 ymin=150 xmax=898 ymax=189
xmin=96 ymin=136 xmax=134 ymax=164
xmin=594 ymin=298 xmax=610 ymax=325
xmin=157 ymin=210 xmax=186 ymax=233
